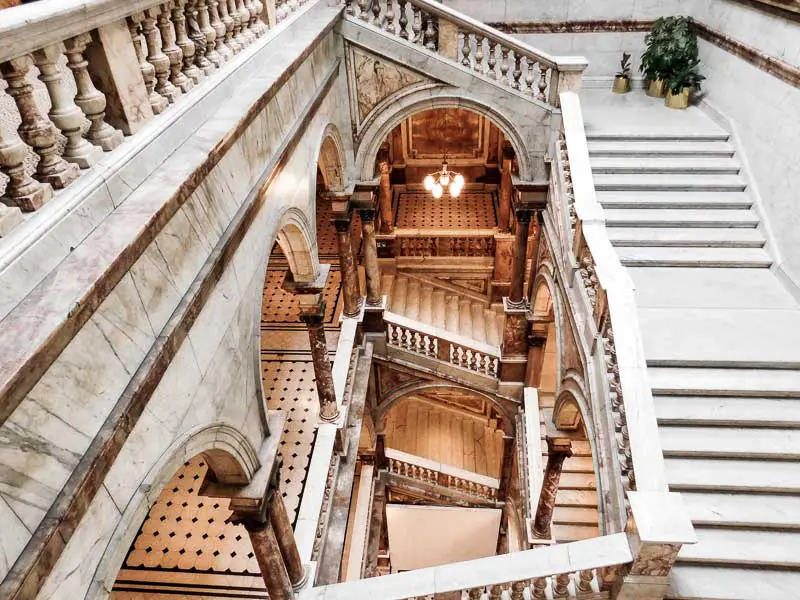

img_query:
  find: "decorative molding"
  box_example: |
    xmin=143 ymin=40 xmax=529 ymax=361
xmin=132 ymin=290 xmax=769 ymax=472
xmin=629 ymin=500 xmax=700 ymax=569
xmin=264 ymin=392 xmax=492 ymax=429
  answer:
xmin=489 ymin=20 xmax=652 ymax=34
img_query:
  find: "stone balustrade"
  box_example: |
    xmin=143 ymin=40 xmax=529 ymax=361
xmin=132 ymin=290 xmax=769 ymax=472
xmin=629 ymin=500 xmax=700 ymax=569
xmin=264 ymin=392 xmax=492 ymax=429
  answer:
xmin=391 ymin=228 xmax=497 ymax=257
xmin=0 ymin=0 xmax=290 ymax=237
xmin=385 ymin=448 xmax=500 ymax=501
xmin=385 ymin=310 xmax=500 ymax=377
xmin=342 ymin=0 xmax=587 ymax=108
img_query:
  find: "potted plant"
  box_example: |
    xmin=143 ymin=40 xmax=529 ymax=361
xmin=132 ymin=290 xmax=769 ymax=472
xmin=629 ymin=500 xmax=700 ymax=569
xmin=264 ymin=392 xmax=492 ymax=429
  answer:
xmin=612 ymin=52 xmax=632 ymax=93
xmin=640 ymin=17 xmax=674 ymax=97
xmin=665 ymin=58 xmax=705 ymax=109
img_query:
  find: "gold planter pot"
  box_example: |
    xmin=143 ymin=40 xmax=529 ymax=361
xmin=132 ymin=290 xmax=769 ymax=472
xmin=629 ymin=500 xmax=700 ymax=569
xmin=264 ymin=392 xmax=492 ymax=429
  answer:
xmin=665 ymin=87 xmax=690 ymax=109
xmin=646 ymin=78 xmax=667 ymax=98
xmin=612 ymin=76 xmax=630 ymax=94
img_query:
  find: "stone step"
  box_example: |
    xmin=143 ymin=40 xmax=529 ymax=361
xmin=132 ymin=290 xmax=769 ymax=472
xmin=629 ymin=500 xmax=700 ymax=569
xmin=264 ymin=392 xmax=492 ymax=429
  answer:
xmin=559 ymin=456 xmax=595 ymax=473
xmin=558 ymin=472 xmax=596 ymax=490
xmin=665 ymin=457 xmax=800 ymax=493
xmin=678 ymin=528 xmax=800 ymax=569
xmin=458 ymin=299 xmax=473 ymax=339
xmin=616 ymin=247 xmax=772 ymax=268
xmin=607 ymin=227 xmax=765 ymax=248
xmin=381 ymin=273 xmax=395 ymax=300
xmin=659 ymin=426 xmax=800 ymax=460
xmin=432 ymin=290 xmax=446 ymax=328
xmin=552 ymin=506 xmax=599 ymax=526
xmin=681 ymin=492 xmax=800 ymax=530
xmin=603 ymin=209 xmax=758 ymax=228
xmin=555 ymin=489 xmax=598 ymax=507
xmin=668 ymin=565 xmax=800 ymax=600
xmin=655 ymin=396 xmax=800 ymax=428
xmin=552 ymin=524 xmax=599 ymax=542
xmin=445 ymin=295 xmax=460 ymax=332
xmin=418 ymin=284 xmax=433 ymax=325
xmin=585 ymin=132 xmax=730 ymax=142
xmin=484 ymin=309 xmax=499 ymax=346
xmin=597 ymin=191 xmax=753 ymax=210
xmin=593 ymin=173 xmax=747 ymax=192
xmin=648 ymin=367 xmax=800 ymax=398
xmin=471 ymin=303 xmax=486 ymax=344
xmin=405 ymin=280 xmax=421 ymax=320
xmin=591 ymin=156 xmax=741 ymax=175
xmin=588 ymin=140 xmax=736 ymax=157
xmin=390 ymin=276 xmax=407 ymax=313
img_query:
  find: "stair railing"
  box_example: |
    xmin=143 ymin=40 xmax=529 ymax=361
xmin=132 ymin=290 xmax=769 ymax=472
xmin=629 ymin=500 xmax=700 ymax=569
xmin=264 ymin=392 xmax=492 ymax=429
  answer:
xmin=392 ymin=228 xmax=497 ymax=258
xmin=384 ymin=310 xmax=500 ymax=377
xmin=385 ymin=447 xmax=500 ymax=501
xmin=342 ymin=0 xmax=587 ymax=108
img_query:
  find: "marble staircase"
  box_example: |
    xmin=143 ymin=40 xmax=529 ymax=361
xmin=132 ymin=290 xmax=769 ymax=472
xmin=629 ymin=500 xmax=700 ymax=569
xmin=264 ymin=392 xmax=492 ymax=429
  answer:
xmin=382 ymin=273 xmax=504 ymax=348
xmin=583 ymin=95 xmax=800 ymax=599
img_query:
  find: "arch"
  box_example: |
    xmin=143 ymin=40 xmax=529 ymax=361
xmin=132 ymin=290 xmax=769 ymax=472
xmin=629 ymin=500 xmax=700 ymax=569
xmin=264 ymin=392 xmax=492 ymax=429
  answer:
xmin=355 ymin=86 xmax=534 ymax=181
xmin=88 ymin=423 xmax=260 ymax=599
xmin=274 ymin=206 xmax=320 ymax=283
xmin=313 ymin=122 xmax=348 ymax=192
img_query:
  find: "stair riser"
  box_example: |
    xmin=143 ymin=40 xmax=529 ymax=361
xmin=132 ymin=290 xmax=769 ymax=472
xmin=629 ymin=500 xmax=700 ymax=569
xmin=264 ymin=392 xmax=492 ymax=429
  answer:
xmin=586 ymin=134 xmax=730 ymax=142
xmin=589 ymin=150 xmax=735 ymax=158
xmin=612 ymin=240 xmax=765 ymax=248
xmin=592 ymin=166 xmax=741 ymax=175
xmin=620 ymin=259 xmax=771 ymax=268
xmin=596 ymin=183 xmax=747 ymax=192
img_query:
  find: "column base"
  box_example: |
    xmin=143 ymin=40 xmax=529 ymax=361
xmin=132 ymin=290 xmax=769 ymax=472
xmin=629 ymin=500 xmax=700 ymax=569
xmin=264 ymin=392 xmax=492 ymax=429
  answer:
xmin=363 ymin=295 xmax=387 ymax=333
xmin=292 ymin=564 xmax=310 ymax=591
xmin=339 ymin=297 xmax=366 ymax=323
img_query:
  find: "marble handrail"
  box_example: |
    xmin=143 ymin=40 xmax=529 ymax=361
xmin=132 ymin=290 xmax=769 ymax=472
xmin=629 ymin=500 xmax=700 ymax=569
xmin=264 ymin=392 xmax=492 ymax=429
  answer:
xmin=385 ymin=447 xmax=500 ymax=489
xmin=299 ymin=532 xmax=631 ymax=600
xmin=558 ymin=91 xmax=670 ymax=494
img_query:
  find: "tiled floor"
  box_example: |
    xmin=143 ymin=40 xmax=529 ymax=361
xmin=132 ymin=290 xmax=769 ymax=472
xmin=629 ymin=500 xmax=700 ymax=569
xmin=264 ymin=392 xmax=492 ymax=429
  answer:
xmin=395 ymin=191 xmax=497 ymax=229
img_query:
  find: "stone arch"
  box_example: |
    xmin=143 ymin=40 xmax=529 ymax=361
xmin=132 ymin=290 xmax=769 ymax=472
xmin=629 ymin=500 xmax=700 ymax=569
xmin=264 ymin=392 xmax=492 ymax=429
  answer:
xmin=528 ymin=267 xmax=562 ymax=396
xmin=274 ymin=206 xmax=320 ymax=282
xmin=88 ymin=423 xmax=260 ymax=599
xmin=553 ymin=371 xmax=591 ymax=434
xmin=354 ymin=86 xmax=535 ymax=181
xmin=312 ymin=122 xmax=348 ymax=193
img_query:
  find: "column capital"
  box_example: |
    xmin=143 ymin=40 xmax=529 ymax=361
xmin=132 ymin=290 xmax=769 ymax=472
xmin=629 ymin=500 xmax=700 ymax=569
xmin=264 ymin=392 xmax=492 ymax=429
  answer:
xmin=512 ymin=178 xmax=548 ymax=212
xmin=298 ymin=299 xmax=326 ymax=325
xmin=282 ymin=263 xmax=330 ymax=295
xmin=332 ymin=214 xmax=353 ymax=231
xmin=545 ymin=435 xmax=573 ymax=457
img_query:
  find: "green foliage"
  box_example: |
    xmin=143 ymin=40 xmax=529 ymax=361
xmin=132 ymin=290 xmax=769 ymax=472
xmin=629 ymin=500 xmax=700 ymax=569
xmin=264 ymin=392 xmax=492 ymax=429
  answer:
xmin=640 ymin=16 xmax=703 ymax=90
xmin=616 ymin=52 xmax=632 ymax=78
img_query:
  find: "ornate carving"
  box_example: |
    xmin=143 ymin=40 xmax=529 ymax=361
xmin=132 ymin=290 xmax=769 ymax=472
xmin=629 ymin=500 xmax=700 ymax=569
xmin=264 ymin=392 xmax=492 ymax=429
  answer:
xmin=558 ymin=132 xmax=577 ymax=232
xmin=629 ymin=542 xmax=682 ymax=577
xmin=351 ymin=47 xmax=425 ymax=121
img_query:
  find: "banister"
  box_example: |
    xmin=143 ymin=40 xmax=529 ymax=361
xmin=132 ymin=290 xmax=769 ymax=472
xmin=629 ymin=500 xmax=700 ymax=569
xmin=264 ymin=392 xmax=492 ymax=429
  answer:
xmin=384 ymin=309 xmax=499 ymax=357
xmin=385 ymin=447 xmax=500 ymax=489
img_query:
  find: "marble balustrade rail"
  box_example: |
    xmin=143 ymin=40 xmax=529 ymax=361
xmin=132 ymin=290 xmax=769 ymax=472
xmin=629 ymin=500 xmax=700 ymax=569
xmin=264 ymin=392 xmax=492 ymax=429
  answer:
xmin=341 ymin=0 xmax=587 ymax=108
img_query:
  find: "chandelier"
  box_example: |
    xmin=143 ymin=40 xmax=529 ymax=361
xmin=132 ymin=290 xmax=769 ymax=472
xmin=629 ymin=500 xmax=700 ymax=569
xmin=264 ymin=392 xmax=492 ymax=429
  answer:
xmin=423 ymin=160 xmax=465 ymax=199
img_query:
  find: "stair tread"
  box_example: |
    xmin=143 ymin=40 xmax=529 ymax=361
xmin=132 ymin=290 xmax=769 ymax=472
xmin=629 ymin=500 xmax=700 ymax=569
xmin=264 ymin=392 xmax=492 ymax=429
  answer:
xmin=681 ymin=492 xmax=800 ymax=529
xmin=655 ymin=396 xmax=800 ymax=428
xmin=552 ymin=506 xmax=599 ymax=525
xmin=603 ymin=208 xmax=758 ymax=226
xmin=607 ymin=227 xmax=764 ymax=247
xmin=665 ymin=457 xmax=800 ymax=492
xmin=678 ymin=528 xmax=800 ymax=568
xmin=552 ymin=524 xmax=599 ymax=542
xmin=659 ymin=426 xmax=800 ymax=460
xmin=591 ymin=156 xmax=741 ymax=173
xmin=597 ymin=191 xmax=753 ymax=209
xmin=616 ymin=246 xmax=772 ymax=268
xmin=555 ymin=489 xmax=598 ymax=507
xmin=586 ymin=132 xmax=730 ymax=141
xmin=588 ymin=140 xmax=736 ymax=156
xmin=594 ymin=173 xmax=746 ymax=191
xmin=668 ymin=565 xmax=800 ymax=600
xmin=648 ymin=367 xmax=800 ymax=397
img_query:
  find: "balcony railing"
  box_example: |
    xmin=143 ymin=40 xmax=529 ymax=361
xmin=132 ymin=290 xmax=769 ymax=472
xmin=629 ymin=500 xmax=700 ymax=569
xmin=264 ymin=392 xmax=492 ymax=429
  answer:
xmin=379 ymin=228 xmax=497 ymax=258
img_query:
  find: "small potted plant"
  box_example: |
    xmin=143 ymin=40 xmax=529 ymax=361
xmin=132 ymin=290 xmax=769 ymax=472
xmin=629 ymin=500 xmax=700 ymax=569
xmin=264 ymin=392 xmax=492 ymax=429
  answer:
xmin=665 ymin=58 xmax=705 ymax=109
xmin=612 ymin=52 xmax=632 ymax=93
xmin=640 ymin=17 xmax=673 ymax=97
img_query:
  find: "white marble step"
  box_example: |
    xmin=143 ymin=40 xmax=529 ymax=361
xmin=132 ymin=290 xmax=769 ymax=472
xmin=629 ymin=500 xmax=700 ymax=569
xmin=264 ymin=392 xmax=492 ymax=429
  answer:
xmin=585 ymin=131 xmax=730 ymax=142
xmin=390 ymin=276 xmax=407 ymax=313
xmin=551 ymin=524 xmax=598 ymax=542
xmin=603 ymin=209 xmax=758 ymax=228
xmin=616 ymin=247 xmax=772 ymax=268
xmin=593 ymin=173 xmax=747 ymax=192
xmin=597 ymin=191 xmax=753 ymax=210
xmin=607 ymin=227 xmax=764 ymax=247
xmin=655 ymin=396 xmax=800 ymax=428
xmin=648 ymin=367 xmax=800 ymax=397
xmin=665 ymin=457 xmax=800 ymax=493
xmin=458 ymin=299 xmax=473 ymax=338
xmin=678 ymin=528 xmax=800 ymax=569
xmin=591 ymin=156 xmax=741 ymax=174
xmin=668 ymin=565 xmax=800 ymax=600
xmin=681 ymin=492 xmax=800 ymax=530
xmin=432 ymin=290 xmax=446 ymax=328
xmin=588 ymin=140 xmax=736 ymax=157
xmin=405 ymin=280 xmax=421 ymax=320
xmin=659 ymin=426 xmax=800 ymax=460
xmin=471 ymin=303 xmax=486 ymax=344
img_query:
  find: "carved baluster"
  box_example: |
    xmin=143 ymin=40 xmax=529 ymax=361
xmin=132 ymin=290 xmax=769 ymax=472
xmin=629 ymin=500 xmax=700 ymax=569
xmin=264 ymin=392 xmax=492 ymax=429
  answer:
xmin=500 ymin=47 xmax=510 ymax=84
xmin=142 ymin=8 xmax=179 ymax=104
xmin=358 ymin=0 xmax=368 ymax=21
xmin=474 ymin=34 xmax=483 ymax=72
xmin=487 ymin=39 xmax=497 ymax=78
xmin=156 ymin=3 xmax=192 ymax=92
xmin=411 ymin=6 xmax=421 ymax=44
xmin=172 ymin=0 xmax=202 ymax=84
xmin=510 ymin=581 xmax=525 ymax=600
xmin=186 ymin=0 xmax=213 ymax=76
xmin=250 ymin=0 xmax=267 ymax=37
xmin=1 ymin=56 xmax=80 ymax=190
xmin=208 ymin=0 xmax=232 ymax=62
xmin=129 ymin=14 xmax=169 ymax=114
xmin=553 ymin=573 xmax=570 ymax=596
xmin=237 ymin=0 xmax=254 ymax=44
xmin=461 ymin=31 xmax=471 ymax=67
xmin=525 ymin=57 xmax=536 ymax=95
xmin=218 ymin=0 xmax=239 ymax=54
xmin=489 ymin=584 xmax=503 ymax=600
xmin=345 ymin=0 xmax=355 ymax=15
xmin=468 ymin=588 xmax=482 ymax=600
xmin=576 ymin=569 xmax=594 ymax=593
xmin=423 ymin=13 xmax=436 ymax=50
xmin=537 ymin=64 xmax=548 ymax=101
xmin=532 ymin=578 xmax=547 ymax=599
xmin=0 ymin=118 xmax=52 ymax=212
xmin=385 ymin=0 xmax=395 ymax=33
xmin=512 ymin=53 xmax=522 ymax=89
xmin=196 ymin=0 xmax=221 ymax=68
xmin=372 ymin=0 xmax=381 ymax=27
xmin=397 ymin=0 xmax=408 ymax=38
xmin=229 ymin=0 xmax=246 ymax=48
xmin=33 ymin=44 xmax=102 ymax=168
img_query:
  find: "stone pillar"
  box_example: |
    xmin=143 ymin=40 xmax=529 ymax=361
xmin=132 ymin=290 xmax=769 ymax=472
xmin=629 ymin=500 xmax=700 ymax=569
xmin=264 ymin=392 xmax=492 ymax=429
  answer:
xmin=334 ymin=213 xmax=363 ymax=318
xmin=377 ymin=151 xmax=393 ymax=234
xmin=299 ymin=296 xmax=340 ymax=423
xmin=532 ymin=436 xmax=572 ymax=540
xmin=241 ymin=517 xmax=294 ymax=600
xmin=268 ymin=489 xmax=308 ymax=589
xmin=498 ymin=142 xmax=514 ymax=232
xmin=508 ymin=207 xmax=532 ymax=308
xmin=524 ymin=323 xmax=549 ymax=388
xmin=358 ymin=208 xmax=382 ymax=307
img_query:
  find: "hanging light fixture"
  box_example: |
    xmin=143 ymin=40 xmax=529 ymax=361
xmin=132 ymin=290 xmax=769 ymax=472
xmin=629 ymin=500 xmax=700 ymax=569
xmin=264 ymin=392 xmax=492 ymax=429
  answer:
xmin=424 ymin=159 xmax=465 ymax=198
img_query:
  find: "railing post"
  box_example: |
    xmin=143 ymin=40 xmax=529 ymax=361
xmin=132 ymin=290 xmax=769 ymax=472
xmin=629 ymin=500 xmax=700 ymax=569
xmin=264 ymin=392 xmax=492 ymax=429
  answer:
xmin=531 ymin=436 xmax=571 ymax=542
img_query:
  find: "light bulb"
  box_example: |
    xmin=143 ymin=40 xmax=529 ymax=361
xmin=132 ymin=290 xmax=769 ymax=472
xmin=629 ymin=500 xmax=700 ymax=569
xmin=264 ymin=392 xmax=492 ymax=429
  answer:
xmin=440 ymin=173 xmax=450 ymax=186
xmin=454 ymin=174 xmax=465 ymax=187
xmin=432 ymin=183 xmax=443 ymax=198
xmin=450 ymin=183 xmax=461 ymax=197
xmin=424 ymin=175 xmax=435 ymax=191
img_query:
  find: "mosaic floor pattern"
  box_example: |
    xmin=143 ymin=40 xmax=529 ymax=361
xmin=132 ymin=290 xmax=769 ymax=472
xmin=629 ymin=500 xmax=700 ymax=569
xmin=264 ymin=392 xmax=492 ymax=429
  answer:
xmin=395 ymin=191 xmax=497 ymax=229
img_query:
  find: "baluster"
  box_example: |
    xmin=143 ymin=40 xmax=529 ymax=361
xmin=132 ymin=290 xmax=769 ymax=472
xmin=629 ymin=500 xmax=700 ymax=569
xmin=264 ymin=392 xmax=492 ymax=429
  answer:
xmin=487 ymin=40 xmax=497 ymax=78
xmin=385 ymin=0 xmax=395 ymax=33
xmin=129 ymin=14 xmax=169 ymax=114
xmin=576 ymin=569 xmax=593 ymax=593
xmin=468 ymin=588 xmax=482 ymax=600
xmin=474 ymin=34 xmax=483 ymax=72
xmin=532 ymin=578 xmax=547 ymax=599
xmin=156 ymin=3 xmax=192 ymax=92
xmin=423 ymin=13 xmax=436 ymax=51
xmin=512 ymin=54 xmax=522 ymax=89
xmin=229 ymin=0 xmax=246 ymax=47
xmin=250 ymin=0 xmax=267 ymax=37
xmin=197 ymin=0 xmax=221 ymax=68
xmin=0 ymin=119 xmax=52 ymax=212
xmin=500 ymin=47 xmax=510 ymax=84
xmin=411 ymin=6 xmax=422 ymax=44
xmin=461 ymin=31 xmax=471 ymax=67
xmin=488 ymin=584 xmax=502 ymax=600
xmin=553 ymin=573 xmax=570 ymax=597
xmin=143 ymin=8 xmax=180 ymax=103
xmin=537 ymin=64 xmax=548 ymax=101
xmin=397 ymin=0 xmax=408 ymax=38
xmin=358 ymin=0 xmax=368 ymax=21
xmin=510 ymin=581 xmax=525 ymax=600
xmin=172 ymin=0 xmax=202 ymax=84
xmin=209 ymin=0 xmax=232 ymax=62
xmin=345 ymin=0 xmax=356 ymax=15
xmin=218 ymin=0 xmax=239 ymax=54
xmin=525 ymin=57 xmax=536 ymax=95
xmin=33 ymin=44 xmax=103 ymax=168
xmin=1 ymin=56 xmax=80 ymax=190
xmin=186 ymin=0 xmax=213 ymax=76
xmin=237 ymin=0 xmax=255 ymax=44
xmin=372 ymin=0 xmax=381 ymax=27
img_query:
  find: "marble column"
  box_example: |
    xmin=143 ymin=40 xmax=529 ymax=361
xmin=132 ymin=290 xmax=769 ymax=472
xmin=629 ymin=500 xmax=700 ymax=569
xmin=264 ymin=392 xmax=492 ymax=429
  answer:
xmin=268 ymin=488 xmax=307 ymax=589
xmin=241 ymin=516 xmax=294 ymax=600
xmin=358 ymin=208 xmax=382 ymax=307
xmin=532 ymin=436 xmax=572 ymax=540
xmin=508 ymin=207 xmax=532 ymax=308
xmin=498 ymin=142 xmax=514 ymax=232
xmin=299 ymin=297 xmax=340 ymax=422
xmin=334 ymin=213 xmax=362 ymax=318
xmin=377 ymin=157 xmax=393 ymax=234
